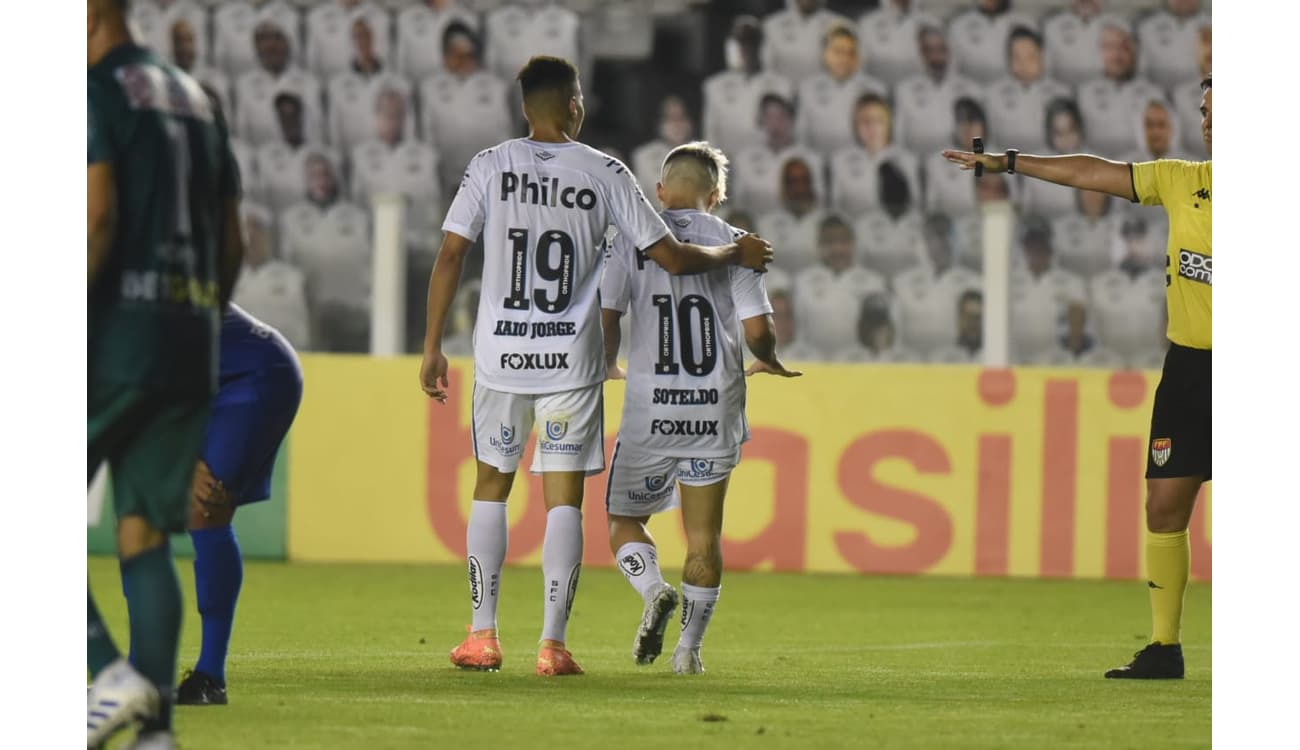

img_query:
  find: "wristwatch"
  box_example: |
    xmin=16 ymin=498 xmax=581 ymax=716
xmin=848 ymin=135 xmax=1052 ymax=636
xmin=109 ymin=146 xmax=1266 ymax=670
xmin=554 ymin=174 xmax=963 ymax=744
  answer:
xmin=1005 ymin=149 xmax=1019 ymax=174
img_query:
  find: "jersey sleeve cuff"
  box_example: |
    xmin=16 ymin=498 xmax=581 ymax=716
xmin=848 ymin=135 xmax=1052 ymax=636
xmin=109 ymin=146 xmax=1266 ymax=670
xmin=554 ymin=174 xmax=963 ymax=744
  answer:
xmin=440 ymin=222 xmax=480 ymax=242
xmin=1127 ymin=162 xmax=1140 ymax=204
xmin=635 ymin=227 xmax=671 ymax=253
xmin=736 ymin=304 xmax=775 ymax=321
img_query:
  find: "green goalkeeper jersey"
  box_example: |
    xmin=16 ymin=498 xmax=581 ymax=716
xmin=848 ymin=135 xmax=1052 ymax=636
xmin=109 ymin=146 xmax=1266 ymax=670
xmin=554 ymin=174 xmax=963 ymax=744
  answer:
xmin=88 ymin=43 xmax=240 ymax=395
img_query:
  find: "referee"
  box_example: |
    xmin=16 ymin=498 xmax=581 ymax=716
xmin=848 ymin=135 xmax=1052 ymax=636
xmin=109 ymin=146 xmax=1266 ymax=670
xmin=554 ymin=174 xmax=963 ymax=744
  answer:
xmin=943 ymin=76 xmax=1212 ymax=680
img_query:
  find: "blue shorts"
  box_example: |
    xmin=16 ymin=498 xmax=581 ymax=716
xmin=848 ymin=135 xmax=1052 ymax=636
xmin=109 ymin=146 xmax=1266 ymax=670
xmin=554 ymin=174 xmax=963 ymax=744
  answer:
xmin=202 ymin=366 xmax=302 ymax=505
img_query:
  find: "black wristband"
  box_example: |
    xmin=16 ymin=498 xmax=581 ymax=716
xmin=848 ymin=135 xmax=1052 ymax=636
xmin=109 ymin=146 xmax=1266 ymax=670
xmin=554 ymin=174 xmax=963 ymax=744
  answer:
xmin=1005 ymin=149 xmax=1019 ymax=174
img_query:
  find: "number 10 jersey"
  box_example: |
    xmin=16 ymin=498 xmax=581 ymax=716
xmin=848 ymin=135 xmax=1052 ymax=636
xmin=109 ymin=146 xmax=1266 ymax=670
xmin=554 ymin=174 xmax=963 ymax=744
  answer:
xmin=442 ymin=138 xmax=670 ymax=394
xmin=602 ymin=209 xmax=774 ymax=457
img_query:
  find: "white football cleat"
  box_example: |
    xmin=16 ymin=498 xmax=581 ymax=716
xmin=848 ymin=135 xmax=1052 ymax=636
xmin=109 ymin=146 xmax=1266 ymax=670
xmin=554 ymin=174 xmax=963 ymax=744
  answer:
xmin=633 ymin=582 xmax=680 ymax=665
xmin=87 ymin=658 xmax=159 ymax=747
xmin=122 ymin=731 xmax=176 ymax=750
xmin=672 ymin=646 xmax=705 ymax=675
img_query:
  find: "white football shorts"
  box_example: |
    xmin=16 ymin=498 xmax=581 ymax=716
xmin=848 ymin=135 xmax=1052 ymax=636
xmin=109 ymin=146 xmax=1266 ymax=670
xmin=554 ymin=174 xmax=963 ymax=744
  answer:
xmin=472 ymin=382 xmax=605 ymax=475
xmin=604 ymin=440 xmax=740 ymax=517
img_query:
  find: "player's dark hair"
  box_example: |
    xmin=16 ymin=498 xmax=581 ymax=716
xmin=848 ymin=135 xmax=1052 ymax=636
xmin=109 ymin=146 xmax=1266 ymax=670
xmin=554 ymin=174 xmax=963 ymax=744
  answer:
xmin=1201 ymin=74 xmax=1211 ymax=91
xmin=823 ymin=22 xmax=857 ymax=48
xmin=1006 ymin=26 xmax=1043 ymax=59
xmin=1044 ymin=97 xmax=1084 ymax=147
xmin=516 ymin=56 xmax=579 ymax=103
xmin=442 ymin=20 xmax=480 ymax=56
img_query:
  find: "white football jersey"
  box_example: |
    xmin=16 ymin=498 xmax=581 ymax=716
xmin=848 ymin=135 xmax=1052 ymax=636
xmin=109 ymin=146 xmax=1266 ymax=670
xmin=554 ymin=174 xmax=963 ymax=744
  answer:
xmin=602 ymin=209 xmax=772 ymax=457
xmin=443 ymin=138 xmax=671 ymax=394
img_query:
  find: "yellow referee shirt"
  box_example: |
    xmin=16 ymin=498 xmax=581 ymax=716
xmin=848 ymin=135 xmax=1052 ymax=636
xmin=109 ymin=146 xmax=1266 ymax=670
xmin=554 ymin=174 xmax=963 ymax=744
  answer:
xmin=1130 ymin=159 xmax=1212 ymax=350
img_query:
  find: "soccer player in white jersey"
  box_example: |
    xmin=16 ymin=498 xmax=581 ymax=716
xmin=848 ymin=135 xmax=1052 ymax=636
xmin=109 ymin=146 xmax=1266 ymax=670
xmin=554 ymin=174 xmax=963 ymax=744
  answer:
xmin=600 ymin=143 xmax=801 ymax=674
xmin=418 ymin=57 xmax=773 ymax=677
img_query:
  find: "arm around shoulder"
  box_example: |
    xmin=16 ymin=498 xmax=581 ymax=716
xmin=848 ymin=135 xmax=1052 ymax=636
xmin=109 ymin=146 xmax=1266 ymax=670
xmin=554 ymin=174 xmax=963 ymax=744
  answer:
xmin=643 ymin=232 xmax=773 ymax=276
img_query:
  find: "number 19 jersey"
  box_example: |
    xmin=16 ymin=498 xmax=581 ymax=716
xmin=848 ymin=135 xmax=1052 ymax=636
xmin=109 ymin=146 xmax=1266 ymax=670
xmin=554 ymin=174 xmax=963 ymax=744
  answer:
xmin=602 ymin=209 xmax=773 ymax=457
xmin=442 ymin=138 xmax=670 ymax=394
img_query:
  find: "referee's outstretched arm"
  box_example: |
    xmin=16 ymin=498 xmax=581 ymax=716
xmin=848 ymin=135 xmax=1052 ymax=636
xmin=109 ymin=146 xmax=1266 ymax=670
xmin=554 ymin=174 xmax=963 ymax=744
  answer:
xmin=941 ymin=149 xmax=1137 ymax=202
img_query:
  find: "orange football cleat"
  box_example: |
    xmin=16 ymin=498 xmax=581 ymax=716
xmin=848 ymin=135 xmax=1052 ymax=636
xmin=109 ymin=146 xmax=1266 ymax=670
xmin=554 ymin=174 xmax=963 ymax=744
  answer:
xmin=449 ymin=627 xmax=502 ymax=671
xmin=536 ymin=645 xmax=584 ymax=676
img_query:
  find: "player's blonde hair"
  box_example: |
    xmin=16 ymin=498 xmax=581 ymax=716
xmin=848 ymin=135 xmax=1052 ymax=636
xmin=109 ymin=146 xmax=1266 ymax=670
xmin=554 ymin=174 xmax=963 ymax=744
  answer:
xmin=660 ymin=141 xmax=730 ymax=206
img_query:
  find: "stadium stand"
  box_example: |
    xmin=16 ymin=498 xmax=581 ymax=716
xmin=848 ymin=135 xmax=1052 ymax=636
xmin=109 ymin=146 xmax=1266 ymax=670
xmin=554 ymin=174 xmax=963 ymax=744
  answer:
xmin=214 ymin=1 xmax=301 ymax=78
xmin=232 ymin=203 xmax=313 ymax=351
xmin=759 ymin=0 xmax=851 ymax=80
xmin=483 ymin=2 xmax=581 ymax=83
xmin=131 ymin=0 xmax=1205 ymax=361
xmin=328 ymin=72 xmax=417 ymax=152
xmin=304 ymin=0 xmax=393 ymax=77
xmin=856 ymin=1 xmax=938 ymax=86
xmin=946 ymin=2 xmax=1037 ymax=84
xmin=395 ymin=1 xmax=481 ymax=79
xmin=420 ymin=69 xmax=513 ymax=198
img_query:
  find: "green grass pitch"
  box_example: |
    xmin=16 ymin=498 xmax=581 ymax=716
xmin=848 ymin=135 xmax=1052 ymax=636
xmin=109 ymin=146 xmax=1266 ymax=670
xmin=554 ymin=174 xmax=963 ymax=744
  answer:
xmin=88 ymin=557 xmax=1210 ymax=749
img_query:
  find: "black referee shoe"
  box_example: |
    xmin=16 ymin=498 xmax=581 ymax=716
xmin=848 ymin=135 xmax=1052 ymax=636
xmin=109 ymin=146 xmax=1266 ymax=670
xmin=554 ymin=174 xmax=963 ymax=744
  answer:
xmin=177 ymin=669 xmax=228 ymax=705
xmin=1104 ymin=642 xmax=1184 ymax=679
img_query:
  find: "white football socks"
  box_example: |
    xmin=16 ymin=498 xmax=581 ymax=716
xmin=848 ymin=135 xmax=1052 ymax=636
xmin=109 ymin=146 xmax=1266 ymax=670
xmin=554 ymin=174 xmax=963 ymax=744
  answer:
xmin=540 ymin=505 xmax=583 ymax=644
xmin=678 ymin=583 xmax=720 ymax=650
xmin=615 ymin=542 xmax=666 ymax=603
xmin=466 ymin=500 xmax=508 ymax=632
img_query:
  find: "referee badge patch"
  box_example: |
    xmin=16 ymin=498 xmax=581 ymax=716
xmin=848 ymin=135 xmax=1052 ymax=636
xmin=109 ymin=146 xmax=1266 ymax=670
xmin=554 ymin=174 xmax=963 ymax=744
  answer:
xmin=1151 ymin=438 xmax=1172 ymax=467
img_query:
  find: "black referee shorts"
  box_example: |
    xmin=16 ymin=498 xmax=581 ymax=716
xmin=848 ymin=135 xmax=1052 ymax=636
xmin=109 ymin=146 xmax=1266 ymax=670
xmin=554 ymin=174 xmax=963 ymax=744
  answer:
xmin=1146 ymin=343 xmax=1212 ymax=480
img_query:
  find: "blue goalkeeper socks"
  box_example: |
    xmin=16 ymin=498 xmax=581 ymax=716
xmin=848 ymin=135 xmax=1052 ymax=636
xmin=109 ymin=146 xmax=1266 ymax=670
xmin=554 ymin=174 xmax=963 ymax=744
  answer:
xmin=190 ymin=525 xmax=244 ymax=683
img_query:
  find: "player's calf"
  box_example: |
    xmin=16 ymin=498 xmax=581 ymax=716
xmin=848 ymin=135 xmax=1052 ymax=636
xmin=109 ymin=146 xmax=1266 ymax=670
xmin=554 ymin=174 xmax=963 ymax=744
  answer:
xmin=611 ymin=513 xmax=677 ymax=665
xmin=676 ymin=483 xmax=726 ymax=673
